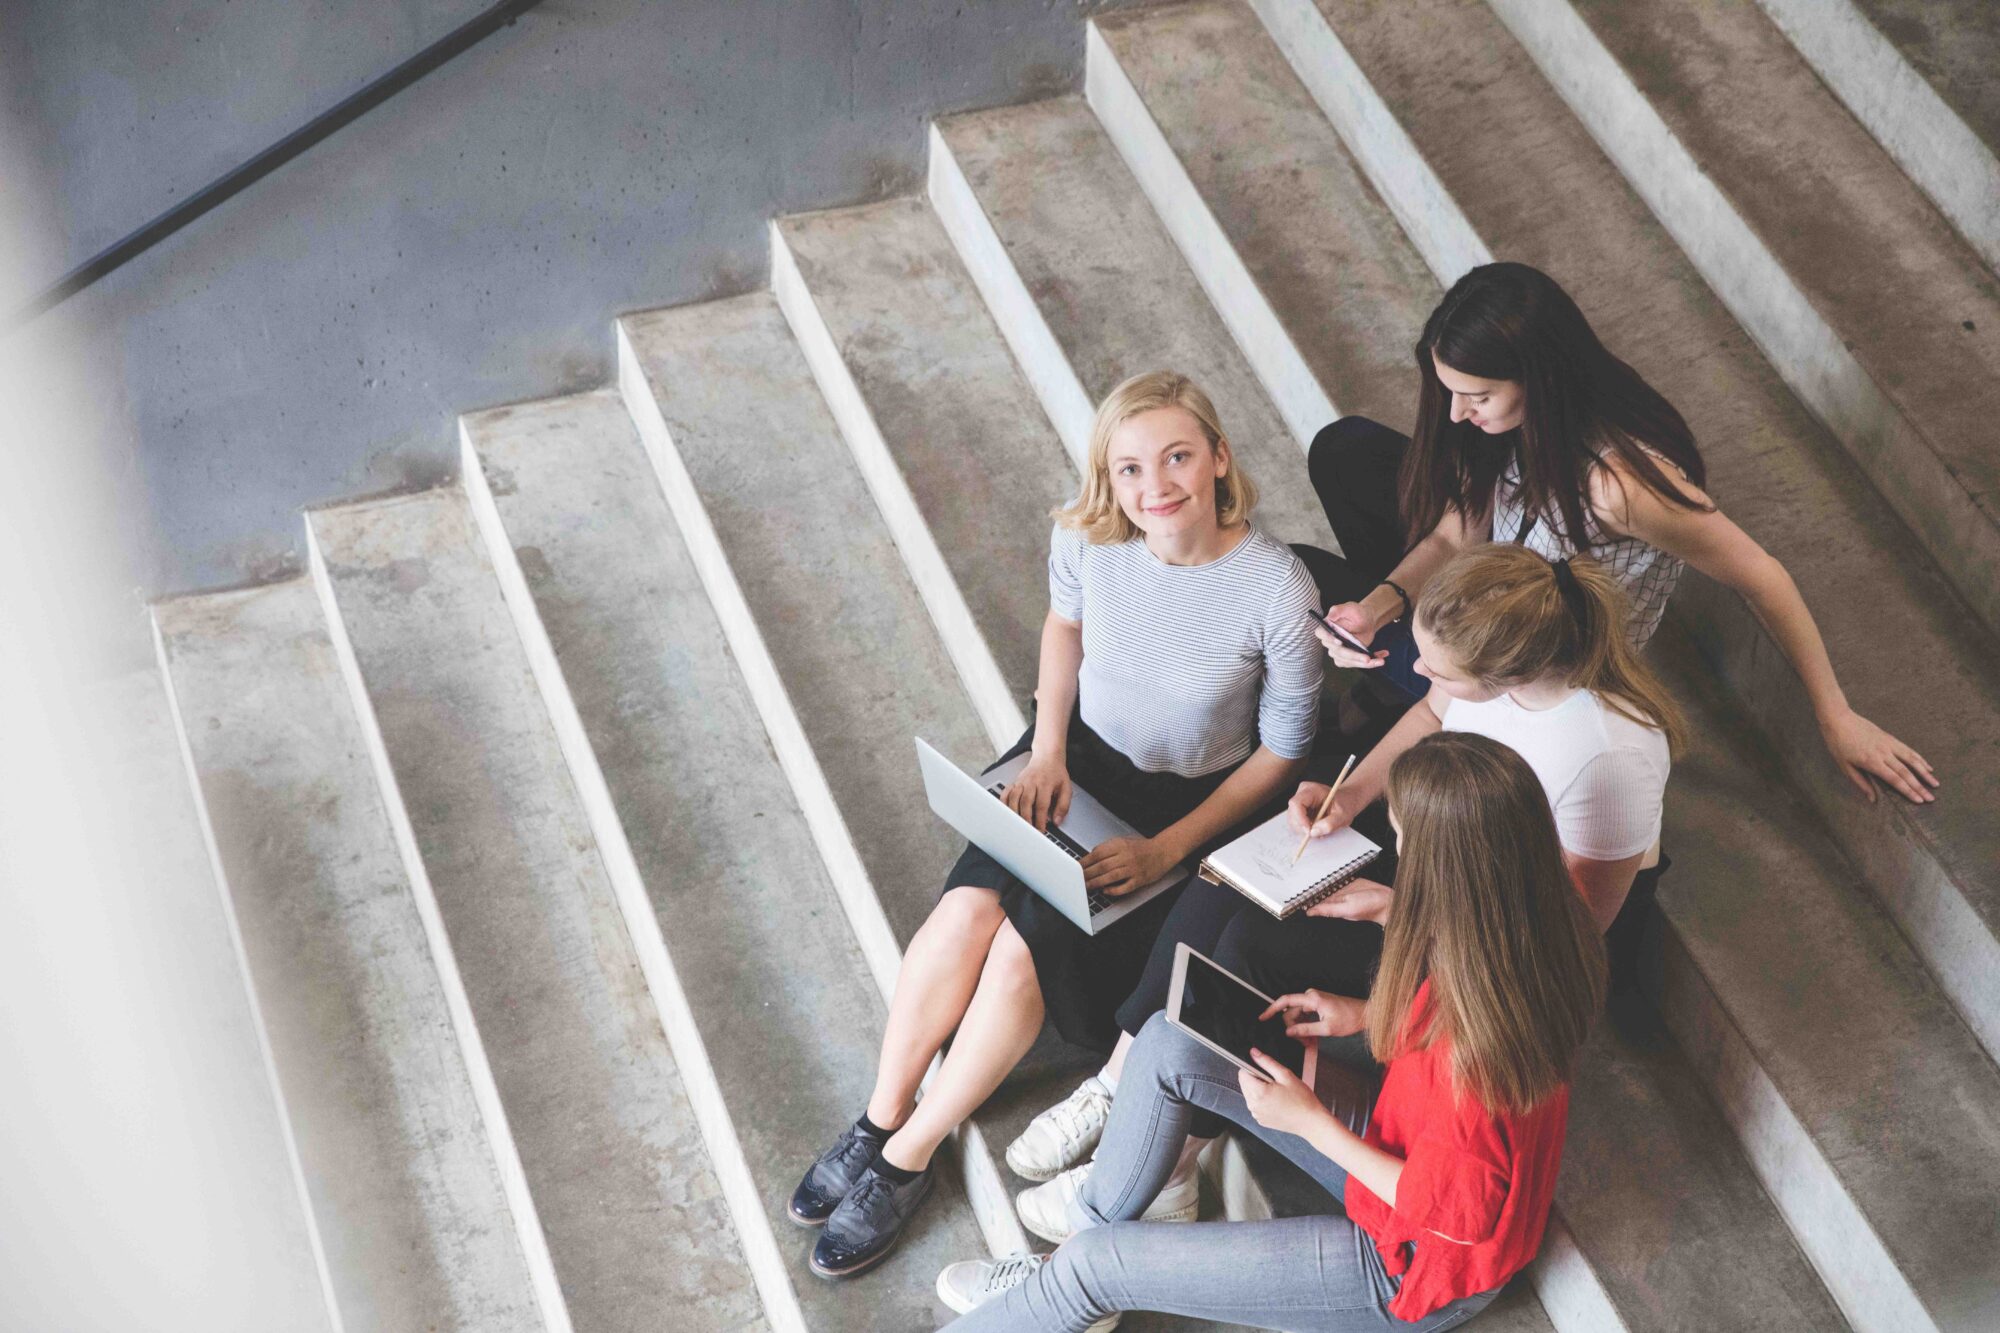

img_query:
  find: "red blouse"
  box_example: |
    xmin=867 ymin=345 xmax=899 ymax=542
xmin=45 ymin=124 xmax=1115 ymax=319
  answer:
xmin=1341 ymin=984 xmax=1570 ymax=1322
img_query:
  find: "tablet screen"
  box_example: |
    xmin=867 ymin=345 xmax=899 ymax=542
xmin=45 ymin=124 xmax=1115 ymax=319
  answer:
xmin=1176 ymin=951 xmax=1310 ymax=1079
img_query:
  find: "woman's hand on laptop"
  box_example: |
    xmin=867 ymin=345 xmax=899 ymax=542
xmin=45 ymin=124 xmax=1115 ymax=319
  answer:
xmin=1082 ymin=835 xmax=1175 ymax=897
xmin=1002 ymin=752 xmax=1072 ymax=831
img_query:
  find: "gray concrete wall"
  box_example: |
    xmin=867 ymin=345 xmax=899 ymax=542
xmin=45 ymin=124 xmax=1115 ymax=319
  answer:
xmin=2 ymin=0 xmax=1141 ymax=616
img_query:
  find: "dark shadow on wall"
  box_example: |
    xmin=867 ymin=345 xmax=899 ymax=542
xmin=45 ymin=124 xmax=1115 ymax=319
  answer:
xmin=3 ymin=0 xmax=1150 ymax=634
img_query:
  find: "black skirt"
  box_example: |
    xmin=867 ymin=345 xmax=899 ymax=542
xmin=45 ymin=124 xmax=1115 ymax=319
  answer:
xmin=940 ymin=712 xmax=1240 ymax=1053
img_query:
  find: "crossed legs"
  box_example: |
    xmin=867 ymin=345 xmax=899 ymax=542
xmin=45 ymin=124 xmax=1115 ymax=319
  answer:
xmin=864 ymin=885 xmax=1046 ymax=1172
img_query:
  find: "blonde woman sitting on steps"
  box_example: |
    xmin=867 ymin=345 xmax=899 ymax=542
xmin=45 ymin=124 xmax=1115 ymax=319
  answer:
xmin=788 ymin=371 xmax=1321 ymax=1279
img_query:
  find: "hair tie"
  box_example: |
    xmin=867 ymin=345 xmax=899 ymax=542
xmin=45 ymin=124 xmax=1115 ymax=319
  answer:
xmin=1550 ymin=558 xmax=1587 ymax=623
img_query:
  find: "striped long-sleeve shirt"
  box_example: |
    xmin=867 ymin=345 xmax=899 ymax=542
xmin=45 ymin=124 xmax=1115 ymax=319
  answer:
xmin=1049 ymin=522 xmax=1322 ymax=777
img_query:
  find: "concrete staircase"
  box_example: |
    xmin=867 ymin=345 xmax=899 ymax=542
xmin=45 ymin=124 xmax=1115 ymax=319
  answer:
xmin=142 ymin=1 xmax=1998 ymax=1329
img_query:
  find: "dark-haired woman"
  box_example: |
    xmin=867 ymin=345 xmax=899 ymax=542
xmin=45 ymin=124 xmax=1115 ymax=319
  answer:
xmin=933 ymin=732 xmax=1606 ymax=1331
xmin=1302 ymin=261 xmax=1935 ymax=805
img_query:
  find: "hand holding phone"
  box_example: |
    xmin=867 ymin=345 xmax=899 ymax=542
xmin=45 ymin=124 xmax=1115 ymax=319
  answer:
xmin=1306 ymin=606 xmax=1386 ymax=667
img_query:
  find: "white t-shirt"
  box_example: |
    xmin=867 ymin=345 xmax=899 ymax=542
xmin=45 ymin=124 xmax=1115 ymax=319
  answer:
xmin=1439 ymin=688 xmax=1669 ymax=862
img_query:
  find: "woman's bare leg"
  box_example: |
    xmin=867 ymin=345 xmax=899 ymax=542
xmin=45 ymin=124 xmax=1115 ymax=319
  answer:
xmin=881 ymin=920 xmax=1045 ymax=1171
xmin=864 ymin=886 xmax=1007 ymax=1131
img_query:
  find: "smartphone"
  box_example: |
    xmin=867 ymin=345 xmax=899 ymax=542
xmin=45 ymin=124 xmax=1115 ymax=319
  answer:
xmin=1306 ymin=608 xmax=1375 ymax=657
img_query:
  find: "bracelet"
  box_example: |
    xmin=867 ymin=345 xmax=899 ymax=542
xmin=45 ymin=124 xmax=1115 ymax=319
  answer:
xmin=1376 ymin=579 xmax=1412 ymax=623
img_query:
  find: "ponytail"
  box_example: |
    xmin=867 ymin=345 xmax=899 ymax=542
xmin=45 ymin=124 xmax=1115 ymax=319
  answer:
xmin=1418 ymin=545 xmax=1688 ymax=757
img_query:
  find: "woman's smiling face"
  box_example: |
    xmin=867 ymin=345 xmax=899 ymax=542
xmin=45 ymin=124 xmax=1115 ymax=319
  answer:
xmin=1433 ymin=354 xmax=1526 ymax=435
xmin=1106 ymin=407 xmax=1228 ymax=540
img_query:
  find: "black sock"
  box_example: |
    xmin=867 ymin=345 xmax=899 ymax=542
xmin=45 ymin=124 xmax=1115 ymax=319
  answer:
xmin=855 ymin=1112 xmax=892 ymax=1141
xmin=869 ymin=1154 xmax=923 ymax=1186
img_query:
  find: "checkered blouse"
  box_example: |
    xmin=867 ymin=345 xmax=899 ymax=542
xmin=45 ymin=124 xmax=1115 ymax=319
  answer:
xmin=1490 ymin=456 xmax=1683 ymax=647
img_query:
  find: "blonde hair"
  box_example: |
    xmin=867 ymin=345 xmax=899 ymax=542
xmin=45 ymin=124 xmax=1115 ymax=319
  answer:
xmin=1372 ymin=732 xmax=1606 ymax=1115
xmin=1416 ymin=545 xmax=1689 ymax=757
xmin=1054 ymin=371 xmax=1257 ymax=543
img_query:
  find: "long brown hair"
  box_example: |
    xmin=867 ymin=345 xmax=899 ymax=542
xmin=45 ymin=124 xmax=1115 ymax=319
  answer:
xmin=1370 ymin=733 xmax=1606 ymax=1115
xmin=1054 ymin=371 xmax=1256 ymax=543
xmin=1417 ymin=544 xmax=1689 ymax=757
xmin=1401 ymin=262 xmax=1708 ymax=552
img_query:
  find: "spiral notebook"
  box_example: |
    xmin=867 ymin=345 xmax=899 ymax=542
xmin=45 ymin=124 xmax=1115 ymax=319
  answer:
xmin=1197 ymin=812 xmax=1381 ymax=919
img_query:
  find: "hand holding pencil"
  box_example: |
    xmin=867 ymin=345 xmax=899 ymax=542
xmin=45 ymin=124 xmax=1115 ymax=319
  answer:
xmin=1291 ymin=753 xmax=1358 ymax=866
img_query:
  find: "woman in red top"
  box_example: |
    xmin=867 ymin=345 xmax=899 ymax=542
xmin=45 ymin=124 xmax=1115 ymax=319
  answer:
xmin=935 ymin=731 xmax=1606 ymax=1331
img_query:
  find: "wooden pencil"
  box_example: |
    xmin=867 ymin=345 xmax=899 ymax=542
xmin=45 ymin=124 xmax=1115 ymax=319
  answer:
xmin=1292 ymin=753 xmax=1358 ymax=866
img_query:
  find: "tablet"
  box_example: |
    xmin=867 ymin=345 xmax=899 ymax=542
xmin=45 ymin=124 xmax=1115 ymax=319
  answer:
xmin=1166 ymin=944 xmax=1316 ymax=1085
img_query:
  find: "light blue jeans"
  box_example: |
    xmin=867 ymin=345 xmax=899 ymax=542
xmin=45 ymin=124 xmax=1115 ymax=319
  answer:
xmin=942 ymin=1015 xmax=1499 ymax=1332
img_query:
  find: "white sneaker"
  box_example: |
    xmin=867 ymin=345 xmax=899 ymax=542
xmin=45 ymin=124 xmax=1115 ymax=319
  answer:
xmin=1006 ymin=1075 xmax=1114 ymax=1181
xmin=935 ymin=1252 xmax=1122 ymax=1331
xmin=1014 ymin=1158 xmax=1199 ymax=1244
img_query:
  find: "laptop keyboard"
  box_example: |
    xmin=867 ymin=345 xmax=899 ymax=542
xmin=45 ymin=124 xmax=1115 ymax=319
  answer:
xmin=990 ymin=782 xmax=1112 ymax=916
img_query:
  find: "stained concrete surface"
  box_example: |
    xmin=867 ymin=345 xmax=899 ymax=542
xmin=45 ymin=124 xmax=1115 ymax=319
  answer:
xmin=1653 ymin=661 xmax=2000 ymax=1333
xmin=310 ymin=488 xmax=767 ymax=1331
xmin=777 ymin=196 xmax=1080 ymax=706
xmin=621 ymin=293 xmax=993 ymax=946
xmin=1092 ymin=1 xmax=1435 ymax=433
xmin=1846 ymin=0 xmax=2000 ymax=153
xmin=0 ymin=0 xmax=1148 ymax=635
xmin=465 ymin=389 xmax=989 ymax=1328
xmin=156 ymin=579 xmax=546 ymax=1333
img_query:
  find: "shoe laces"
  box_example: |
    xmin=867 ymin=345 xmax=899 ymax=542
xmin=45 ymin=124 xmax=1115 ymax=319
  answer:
xmin=847 ymin=1170 xmax=900 ymax=1217
xmin=1044 ymin=1081 xmax=1109 ymax=1145
xmin=830 ymin=1126 xmax=879 ymax=1172
xmin=981 ymin=1254 xmax=1046 ymax=1295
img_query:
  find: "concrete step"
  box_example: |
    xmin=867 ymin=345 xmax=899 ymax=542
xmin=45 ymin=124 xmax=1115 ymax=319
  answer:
xmin=153 ymin=580 xmax=548 ymax=1333
xmin=1247 ymin=0 xmax=2000 ymax=1070
xmin=617 ymin=289 xmax=1057 ymax=1275
xmin=617 ymin=291 xmax=1246 ymax=1332
xmin=459 ymin=386 xmax=997 ymax=1330
xmin=97 ymin=662 xmax=338 ymax=1331
xmin=1493 ymin=0 xmax=2000 ymax=642
xmin=1753 ymin=0 xmax=2000 ymax=273
xmin=1086 ymin=2 xmax=1436 ymax=432
xmin=771 ymin=196 xmax=1077 ymax=716
xmin=1646 ymin=629 xmax=2000 ymax=1333
xmin=305 ymin=489 xmax=775 ymax=1332
xmin=1553 ymin=1017 xmax=1851 ymax=1333
xmin=927 ymin=95 xmax=1336 ymax=554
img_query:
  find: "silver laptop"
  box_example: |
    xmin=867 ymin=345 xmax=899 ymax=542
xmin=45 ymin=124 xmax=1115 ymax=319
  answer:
xmin=915 ymin=737 xmax=1187 ymax=934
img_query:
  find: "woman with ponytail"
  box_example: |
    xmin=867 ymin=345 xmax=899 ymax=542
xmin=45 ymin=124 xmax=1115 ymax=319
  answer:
xmin=1302 ymin=261 xmax=1934 ymax=805
xmin=934 ymin=733 xmax=1605 ymax=1331
xmin=1290 ymin=543 xmax=1681 ymax=944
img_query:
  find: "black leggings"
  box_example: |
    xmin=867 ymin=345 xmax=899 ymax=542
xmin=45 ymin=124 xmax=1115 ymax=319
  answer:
xmin=1300 ymin=416 xmax=1410 ymax=595
xmin=1293 ymin=417 xmax=1432 ymax=701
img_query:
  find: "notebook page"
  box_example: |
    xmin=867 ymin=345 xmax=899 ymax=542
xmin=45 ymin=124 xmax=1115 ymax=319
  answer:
xmin=1208 ymin=814 xmax=1379 ymax=907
